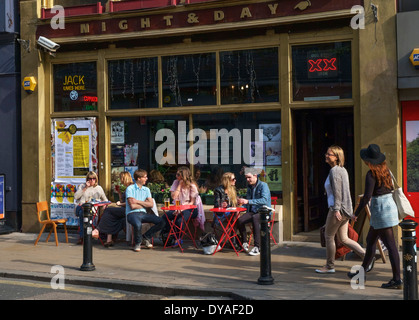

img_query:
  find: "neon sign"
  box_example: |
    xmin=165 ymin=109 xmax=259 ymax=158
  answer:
xmin=308 ymin=58 xmax=337 ymax=72
xmin=83 ymin=96 xmax=98 ymax=102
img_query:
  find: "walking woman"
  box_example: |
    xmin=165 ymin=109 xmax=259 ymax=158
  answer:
xmin=316 ymin=145 xmax=366 ymax=274
xmin=348 ymin=144 xmax=402 ymax=289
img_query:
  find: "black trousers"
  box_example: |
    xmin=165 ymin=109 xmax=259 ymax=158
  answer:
xmin=237 ymin=211 xmax=260 ymax=248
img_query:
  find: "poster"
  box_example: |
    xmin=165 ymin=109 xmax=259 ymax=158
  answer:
xmin=111 ymin=120 xmax=125 ymax=144
xmin=266 ymin=166 xmax=282 ymax=192
xmin=53 ymin=118 xmax=95 ymax=184
xmin=259 ymin=123 xmax=281 ymax=165
xmin=0 ymin=175 xmax=4 ymax=220
xmin=50 ymin=182 xmax=78 ymax=225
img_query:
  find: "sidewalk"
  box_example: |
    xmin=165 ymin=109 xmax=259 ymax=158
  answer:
xmin=0 ymin=232 xmax=405 ymax=300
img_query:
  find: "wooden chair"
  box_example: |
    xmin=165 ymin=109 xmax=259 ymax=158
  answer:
xmin=34 ymin=201 xmax=68 ymax=246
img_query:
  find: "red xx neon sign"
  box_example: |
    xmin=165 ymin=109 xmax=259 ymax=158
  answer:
xmin=308 ymin=58 xmax=337 ymax=72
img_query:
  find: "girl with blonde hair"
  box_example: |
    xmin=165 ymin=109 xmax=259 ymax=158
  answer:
xmin=214 ymin=172 xmax=238 ymax=208
xmin=92 ymin=171 xmax=133 ymax=247
xmin=74 ymin=171 xmax=108 ymax=244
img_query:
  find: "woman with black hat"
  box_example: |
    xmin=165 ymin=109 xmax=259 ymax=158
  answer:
xmin=348 ymin=144 xmax=402 ymax=289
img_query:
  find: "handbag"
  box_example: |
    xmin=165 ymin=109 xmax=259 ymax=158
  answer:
xmin=320 ymin=223 xmax=359 ymax=259
xmin=389 ymin=171 xmax=414 ymax=220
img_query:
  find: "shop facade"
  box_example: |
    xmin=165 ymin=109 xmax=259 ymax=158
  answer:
xmin=20 ymin=0 xmax=400 ymax=243
xmin=397 ymin=0 xmax=419 ymax=243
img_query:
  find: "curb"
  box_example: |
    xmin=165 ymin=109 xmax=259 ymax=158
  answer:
xmin=0 ymin=269 xmax=251 ymax=300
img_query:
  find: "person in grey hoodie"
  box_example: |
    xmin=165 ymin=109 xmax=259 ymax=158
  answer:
xmin=315 ymin=145 xmax=365 ymax=274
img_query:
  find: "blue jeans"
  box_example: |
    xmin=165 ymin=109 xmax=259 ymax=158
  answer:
xmin=76 ymin=205 xmax=84 ymax=238
xmin=127 ymin=211 xmax=164 ymax=245
xmin=162 ymin=209 xmax=197 ymax=237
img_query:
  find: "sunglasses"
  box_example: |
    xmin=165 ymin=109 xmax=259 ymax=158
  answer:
xmin=88 ymin=177 xmax=96 ymax=181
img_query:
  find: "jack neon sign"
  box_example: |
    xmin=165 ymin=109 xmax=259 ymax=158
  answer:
xmin=308 ymin=58 xmax=337 ymax=72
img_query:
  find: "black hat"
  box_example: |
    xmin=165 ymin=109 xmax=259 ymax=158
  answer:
xmin=360 ymin=144 xmax=386 ymax=165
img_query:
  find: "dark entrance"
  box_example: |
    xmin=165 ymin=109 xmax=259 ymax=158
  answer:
xmin=293 ymin=108 xmax=354 ymax=234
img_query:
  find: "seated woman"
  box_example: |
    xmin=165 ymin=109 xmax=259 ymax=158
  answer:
xmin=213 ymin=172 xmax=238 ymax=225
xmin=161 ymin=166 xmax=204 ymax=247
xmin=92 ymin=171 xmax=133 ymax=247
xmin=74 ymin=171 xmax=108 ymax=244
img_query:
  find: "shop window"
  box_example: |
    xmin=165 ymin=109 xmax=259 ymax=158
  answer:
xmin=108 ymin=57 xmax=159 ymax=109
xmin=53 ymin=62 xmax=97 ymax=112
xmin=220 ymin=48 xmax=279 ymax=104
xmin=162 ymin=53 xmax=216 ymax=107
xmin=109 ymin=111 xmax=282 ymax=203
xmin=292 ymin=41 xmax=352 ymax=101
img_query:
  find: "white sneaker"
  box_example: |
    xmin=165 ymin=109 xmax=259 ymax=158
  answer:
xmin=133 ymin=244 xmax=141 ymax=252
xmin=248 ymin=247 xmax=260 ymax=256
xmin=143 ymin=238 xmax=153 ymax=249
xmin=242 ymin=242 xmax=249 ymax=252
xmin=315 ymin=267 xmax=335 ymax=274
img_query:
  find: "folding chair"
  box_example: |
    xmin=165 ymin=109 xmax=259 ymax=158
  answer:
xmin=34 ymin=201 xmax=68 ymax=246
xmin=249 ymin=196 xmax=278 ymax=245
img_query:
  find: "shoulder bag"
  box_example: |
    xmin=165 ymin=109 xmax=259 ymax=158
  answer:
xmin=389 ymin=171 xmax=415 ymax=220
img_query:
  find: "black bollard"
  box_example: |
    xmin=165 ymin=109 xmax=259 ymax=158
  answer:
xmin=399 ymin=219 xmax=418 ymax=300
xmin=257 ymin=206 xmax=274 ymax=285
xmin=80 ymin=202 xmax=95 ymax=271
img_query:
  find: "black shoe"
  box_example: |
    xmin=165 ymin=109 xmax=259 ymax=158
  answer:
xmin=381 ymin=279 xmax=403 ymax=289
xmin=365 ymin=257 xmax=376 ymax=273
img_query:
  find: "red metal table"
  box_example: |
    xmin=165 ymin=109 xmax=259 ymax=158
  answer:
xmin=161 ymin=204 xmax=197 ymax=252
xmin=210 ymin=207 xmax=246 ymax=256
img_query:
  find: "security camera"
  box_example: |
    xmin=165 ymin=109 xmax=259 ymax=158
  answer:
xmin=37 ymin=36 xmax=60 ymax=53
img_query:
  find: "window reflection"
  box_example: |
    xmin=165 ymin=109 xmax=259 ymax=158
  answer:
xmin=162 ymin=53 xmax=216 ymax=107
xmin=108 ymin=57 xmax=158 ymax=109
xmin=220 ymin=48 xmax=279 ymax=104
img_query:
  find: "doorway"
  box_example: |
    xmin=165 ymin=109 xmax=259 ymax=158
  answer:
xmin=293 ymin=108 xmax=354 ymax=235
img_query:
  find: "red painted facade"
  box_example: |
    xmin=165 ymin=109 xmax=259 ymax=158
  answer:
xmin=38 ymin=0 xmax=362 ymax=39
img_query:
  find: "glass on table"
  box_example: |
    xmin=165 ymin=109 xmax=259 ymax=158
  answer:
xmin=164 ymin=198 xmax=171 ymax=208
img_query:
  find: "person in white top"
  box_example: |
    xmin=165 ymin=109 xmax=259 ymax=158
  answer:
xmin=74 ymin=171 xmax=108 ymax=244
xmin=315 ymin=146 xmax=365 ymax=274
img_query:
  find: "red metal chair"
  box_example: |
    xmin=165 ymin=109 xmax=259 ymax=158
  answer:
xmin=248 ymin=196 xmax=278 ymax=245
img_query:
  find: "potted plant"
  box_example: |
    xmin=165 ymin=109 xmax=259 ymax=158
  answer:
xmin=204 ymin=189 xmax=214 ymax=205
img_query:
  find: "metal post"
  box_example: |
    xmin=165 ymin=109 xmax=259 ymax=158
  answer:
xmin=257 ymin=206 xmax=274 ymax=285
xmin=80 ymin=203 xmax=95 ymax=271
xmin=399 ymin=219 xmax=418 ymax=300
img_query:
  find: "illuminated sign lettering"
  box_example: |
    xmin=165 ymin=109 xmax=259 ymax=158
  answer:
xmin=308 ymin=58 xmax=337 ymax=72
xmin=83 ymin=96 xmax=98 ymax=102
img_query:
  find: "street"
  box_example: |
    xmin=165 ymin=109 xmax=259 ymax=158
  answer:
xmin=0 ymin=277 xmax=233 ymax=300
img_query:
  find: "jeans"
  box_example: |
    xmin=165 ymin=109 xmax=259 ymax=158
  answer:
xmin=127 ymin=211 xmax=164 ymax=245
xmin=162 ymin=209 xmax=197 ymax=238
xmin=76 ymin=205 xmax=84 ymax=238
